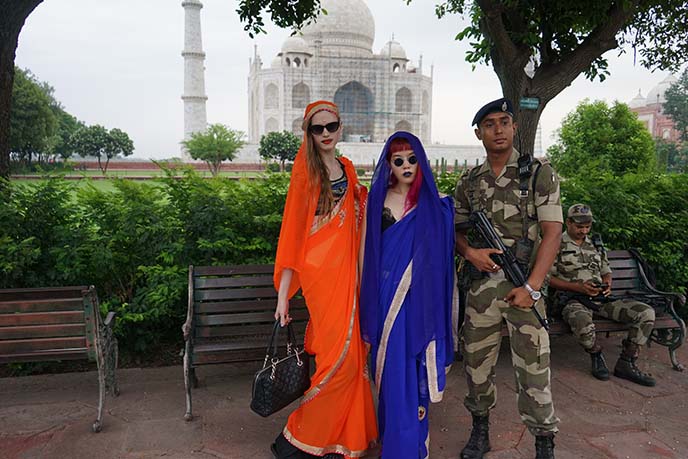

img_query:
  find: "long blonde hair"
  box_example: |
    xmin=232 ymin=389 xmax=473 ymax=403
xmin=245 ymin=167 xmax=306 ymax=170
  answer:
xmin=301 ymin=101 xmax=341 ymax=215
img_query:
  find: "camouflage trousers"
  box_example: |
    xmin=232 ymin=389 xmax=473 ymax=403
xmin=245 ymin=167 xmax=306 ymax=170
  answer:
xmin=562 ymin=299 xmax=655 ymax=350
xmin=461 ymin=275 xmax=559 ymax=435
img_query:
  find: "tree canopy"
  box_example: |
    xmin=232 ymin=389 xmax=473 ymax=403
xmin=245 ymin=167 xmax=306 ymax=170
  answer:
xmin=664 ymin=69 xmax=688 ymax=142
xmin=547 ymin=100 xmax=656 ymax=178
xmin=420 ymin=0 xmax=688 ymax=155
xmin=70 ymin=124 xmax=134 ymax=174
xmin=9 ymin=67 xmax=56 ymax=163
xmin=181 ymin=124 xmax=245 ymax=177
xmin=258 ymin=130 xmax=301 ymax=171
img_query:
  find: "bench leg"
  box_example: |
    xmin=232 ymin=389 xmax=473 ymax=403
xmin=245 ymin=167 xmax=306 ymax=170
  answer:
xmin=102 ymin=323 xmax=120 ymax=396
xmin=651 ymin=325 xmax=686 ymax=372
xmin=93 ymin=331 xmax=107 ymax=433
xmin=183 ymin=341 xmax=193 ymax=421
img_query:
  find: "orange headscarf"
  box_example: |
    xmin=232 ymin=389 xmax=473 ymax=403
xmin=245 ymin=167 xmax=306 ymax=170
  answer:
xmin=273 ymin=100 xmax=340 ymax=297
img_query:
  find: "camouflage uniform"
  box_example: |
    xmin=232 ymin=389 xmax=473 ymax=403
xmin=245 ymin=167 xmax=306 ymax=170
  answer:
xmin=550 ymin=232 xmax=655 ymax=350
xmin=455 ymin=149 xmax=562 ymax=435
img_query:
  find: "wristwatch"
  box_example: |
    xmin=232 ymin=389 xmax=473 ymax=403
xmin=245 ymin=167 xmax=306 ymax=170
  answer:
xmin=523 ymin=282 xmax=542 ymax=301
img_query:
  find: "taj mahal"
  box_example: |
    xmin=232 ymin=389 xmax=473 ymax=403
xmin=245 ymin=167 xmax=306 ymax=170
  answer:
xmin=181 ymin=0 xmax=486 ymax=165
xmin=247 ymin=0 xmax=432 ymax=144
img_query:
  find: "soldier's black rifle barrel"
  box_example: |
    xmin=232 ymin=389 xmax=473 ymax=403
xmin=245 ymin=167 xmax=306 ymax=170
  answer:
xmin=468 ymin=211 xmax=549 ymax=330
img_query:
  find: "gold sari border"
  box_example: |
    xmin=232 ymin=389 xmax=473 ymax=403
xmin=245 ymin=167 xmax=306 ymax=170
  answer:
xmin=426 ymin=340 xmax=444 ymax=403
xmin=283 ymin=426 xmax=377 ymax=458
xmin=310 ymin=178 xmax=349 ymax=235
xmin=375 ymin=260 xmax=413 ymax=393
xmin=301 ymin=295 xmax=357 ymax=404
xmin=452 ymin=270 xmax=460 ymax=353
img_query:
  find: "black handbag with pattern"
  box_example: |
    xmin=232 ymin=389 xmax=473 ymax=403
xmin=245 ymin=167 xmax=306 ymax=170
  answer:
xmin=250 ymin=320 xmax=310 ymax=417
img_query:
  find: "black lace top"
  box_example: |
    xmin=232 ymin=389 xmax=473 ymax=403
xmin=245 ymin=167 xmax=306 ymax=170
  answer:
xmin=381 ymin=207 xmax=397 ymax=232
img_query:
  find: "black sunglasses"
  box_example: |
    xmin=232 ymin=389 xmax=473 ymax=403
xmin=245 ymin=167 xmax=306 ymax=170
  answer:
xmin=392 ymin=156 xmax=418 ymax=167
xmin=309 ymin=121 xmax=340 ymax=135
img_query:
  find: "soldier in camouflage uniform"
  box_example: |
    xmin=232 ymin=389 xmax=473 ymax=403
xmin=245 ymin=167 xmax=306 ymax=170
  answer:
xmin=455 ymin=98 xmax=562 ymax=459
xmin=549 ymin=204 xmax=656 ymax=386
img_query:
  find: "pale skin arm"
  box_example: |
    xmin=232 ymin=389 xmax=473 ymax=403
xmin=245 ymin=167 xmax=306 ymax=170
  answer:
xmin=275 ymin=268 xmax=293 ymax=326
xmin=505 ymin=220 xmax=562 ymax=310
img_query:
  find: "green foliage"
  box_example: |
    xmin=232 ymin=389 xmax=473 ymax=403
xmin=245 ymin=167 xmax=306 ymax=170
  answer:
xmin=655 ymin=139 xmax=688 ymax=173
xmin=236 ymin=0 xmax=322 ymax=37
xmin=433 ymin=0 xmax=688 ymax=79
xmin=70 ymin=124 xmax=134 ymax=174
xmin=547 ymin=100 xmax=656 ymax=178
xmin=9 ymin=67 xmax=57 ymax=162
xmin=181 ymin=124 xmax=245 ymax=177
xmin=434 ymin=170 xmax=463 ymax=197
xmin=258 ymin=130 xmax=300 ymax=171
xmin=664 ymin=69 xmax=688 ymax=142
xmin=560 ymin=172 xmax=688 ymax=308
xmin=0 ymin=171 xmax=290 ymax=356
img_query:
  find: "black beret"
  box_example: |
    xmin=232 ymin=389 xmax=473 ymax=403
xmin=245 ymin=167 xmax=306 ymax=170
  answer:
xmin=472 ymin=98 xmax=514 ymax=126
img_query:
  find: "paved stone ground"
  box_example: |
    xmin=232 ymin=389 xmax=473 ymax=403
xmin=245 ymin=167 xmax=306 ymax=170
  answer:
xmin=1 ymin=334 xmax=686 ymax=459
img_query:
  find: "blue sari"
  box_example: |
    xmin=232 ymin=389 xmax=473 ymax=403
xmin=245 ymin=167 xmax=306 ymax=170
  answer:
xmin=361 ymin=132 xmax=457 ymax=459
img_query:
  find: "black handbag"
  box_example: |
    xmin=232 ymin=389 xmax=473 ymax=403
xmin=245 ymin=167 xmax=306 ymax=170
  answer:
xmin=250 ymin=320 xmax=310 ymax=417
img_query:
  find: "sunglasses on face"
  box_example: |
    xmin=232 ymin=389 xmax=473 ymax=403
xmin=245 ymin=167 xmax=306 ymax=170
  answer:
xmin=392 ymin=155 xmax=418 ymax=167
xmin=309 ymin=121 xmax=340 ymax=135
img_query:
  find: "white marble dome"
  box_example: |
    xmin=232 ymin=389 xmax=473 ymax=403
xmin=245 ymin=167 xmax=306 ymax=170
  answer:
xmin=380 ymin=40 xmax=407 ymax=60
xmin=300 ymin=0 xmax=375 ymax=56
xmin=271 ymin=56 xmax=282 ymax=68
xmin=646 ymin=74 xmax=678 ymax=105
xmin=281 ymin=35 xmax=311 ymax=55
xmin=629 ymin=89 xmax=646 ymax=108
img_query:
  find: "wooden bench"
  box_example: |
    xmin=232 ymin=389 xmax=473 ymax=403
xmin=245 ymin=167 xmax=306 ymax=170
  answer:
xmin=0 ymin=286 xmax=119 ymax=432
xmin=182 ymin=264 xmax=308 ymax=421
xmin=543 ymin=250 xmax=686 ymax=370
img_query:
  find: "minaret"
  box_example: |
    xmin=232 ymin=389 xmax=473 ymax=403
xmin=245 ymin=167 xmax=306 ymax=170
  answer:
xmin=181 ymin=0 xmax=208 ymax=160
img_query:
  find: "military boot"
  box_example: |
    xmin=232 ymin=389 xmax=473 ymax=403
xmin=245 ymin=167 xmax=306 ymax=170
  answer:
xmin=460 ymin=413 xmax=490 ymax=459
xmin=614 ymin=339 xmax=656 ymax=387
xmin=535 ymin=433 xmax=555 ymax=459
xmin=586 ymin=345 xmax=609 ymax=380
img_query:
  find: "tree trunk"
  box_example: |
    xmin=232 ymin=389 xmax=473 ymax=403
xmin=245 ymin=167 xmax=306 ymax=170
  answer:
xmin=0 ymin=0 xmax=44 ymax=185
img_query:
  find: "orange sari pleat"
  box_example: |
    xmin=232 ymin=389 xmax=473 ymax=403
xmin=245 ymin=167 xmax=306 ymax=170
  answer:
xmin=281 ymin=160 xmax=377 ymax=458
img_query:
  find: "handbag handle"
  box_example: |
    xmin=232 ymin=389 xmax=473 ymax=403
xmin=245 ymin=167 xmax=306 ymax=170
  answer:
xmin=262 ymin=320 xmax=300 ymax=368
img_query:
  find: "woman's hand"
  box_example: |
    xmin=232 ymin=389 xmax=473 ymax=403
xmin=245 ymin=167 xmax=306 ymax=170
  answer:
xmin=275 ymin=297 xmax=291 ymax=327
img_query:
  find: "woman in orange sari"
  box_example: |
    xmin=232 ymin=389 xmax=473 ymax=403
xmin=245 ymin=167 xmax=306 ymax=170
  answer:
xmin=271 ymin=100 xmax=378 ymax=459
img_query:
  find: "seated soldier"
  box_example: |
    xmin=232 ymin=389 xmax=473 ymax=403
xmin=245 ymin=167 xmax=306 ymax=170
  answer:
xmin=549 ymin=204 xmax=656 ymax=386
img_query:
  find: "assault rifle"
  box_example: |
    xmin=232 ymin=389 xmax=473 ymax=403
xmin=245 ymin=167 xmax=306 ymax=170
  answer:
xmin=468 ymin=211 xmax=549 ymax=330
xmin=557 ymin=283 xmax=617 ymax=312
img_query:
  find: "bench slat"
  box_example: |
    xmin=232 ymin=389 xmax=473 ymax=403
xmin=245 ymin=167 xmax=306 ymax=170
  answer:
xmin=194 ymin=321 xmax=307 ymax=338
xmin=194 ymin=298 xmax=307 ymax=314
xmin=195 ymin=275 xmax=274 ymax=289
xmin=0 ymin=336 xmax=87 ymax=354
xmin=0 ymin=287 xmax=89 ymax=302
xmin=608 ymin=259 xmax=638 ymax=270
xmin=0 ymin=298 xmax=84 ymax=314
xmin=607 ymin=250 xmax=632 ymax=259
xmin=195 ymin=308 xmax=310 ymax=327
xmin=0 ymin=324 xmax=86 ymax=340
xmin=0 ymin=311 xmax=85 ymax=327
xmin=0 ymin=348 xmax=89 ymax=364
xmin=609 ymin=279 xmax=641 ymax=290
xmin=195 ymin=287 xmax=277 ymax=301
xmin=193 ymin=265 xmax=273 ymax=276
xmin=611 ymin=268 xmax=639 ymax=280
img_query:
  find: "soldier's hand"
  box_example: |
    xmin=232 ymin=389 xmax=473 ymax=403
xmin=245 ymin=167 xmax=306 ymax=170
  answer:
xmin=466 ymin=247 xmax=503 ymax=273
xmin=580 ymin=281 xmax=602 ymax=297
xmin=505 ymin=286 xmax=534 ymax=310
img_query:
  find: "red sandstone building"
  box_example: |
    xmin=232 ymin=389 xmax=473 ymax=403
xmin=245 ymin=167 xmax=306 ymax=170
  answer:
xmin=629 ymin=74 xmax=682 ymax=142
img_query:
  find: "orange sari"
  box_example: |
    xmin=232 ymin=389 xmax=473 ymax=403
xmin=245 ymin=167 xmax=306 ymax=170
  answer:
xmin=274 ymin=146 xmax=377 ymax=457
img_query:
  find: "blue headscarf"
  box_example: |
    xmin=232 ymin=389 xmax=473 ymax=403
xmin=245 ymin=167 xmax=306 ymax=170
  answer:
xmin=360 ymin=131 xmax=454 ymax=357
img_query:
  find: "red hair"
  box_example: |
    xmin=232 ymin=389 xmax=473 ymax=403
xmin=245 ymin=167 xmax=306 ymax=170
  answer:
xmin=387 ymin=137 xmax=422 ymax=212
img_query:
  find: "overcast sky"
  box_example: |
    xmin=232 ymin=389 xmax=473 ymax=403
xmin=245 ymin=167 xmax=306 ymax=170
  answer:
xmin=14 ymin=0 xmax=679 ymax=159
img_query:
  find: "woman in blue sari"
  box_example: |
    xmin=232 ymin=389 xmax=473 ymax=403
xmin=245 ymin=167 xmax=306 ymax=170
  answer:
xmin=360 ymin=131 xmax=457 ymax=459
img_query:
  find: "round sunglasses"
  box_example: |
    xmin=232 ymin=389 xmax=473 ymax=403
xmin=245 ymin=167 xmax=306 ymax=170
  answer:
xmin=392 ymin=155 xmax=418 ymax=167
xmin=309 ymin=121 xmax=340 ymax=135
